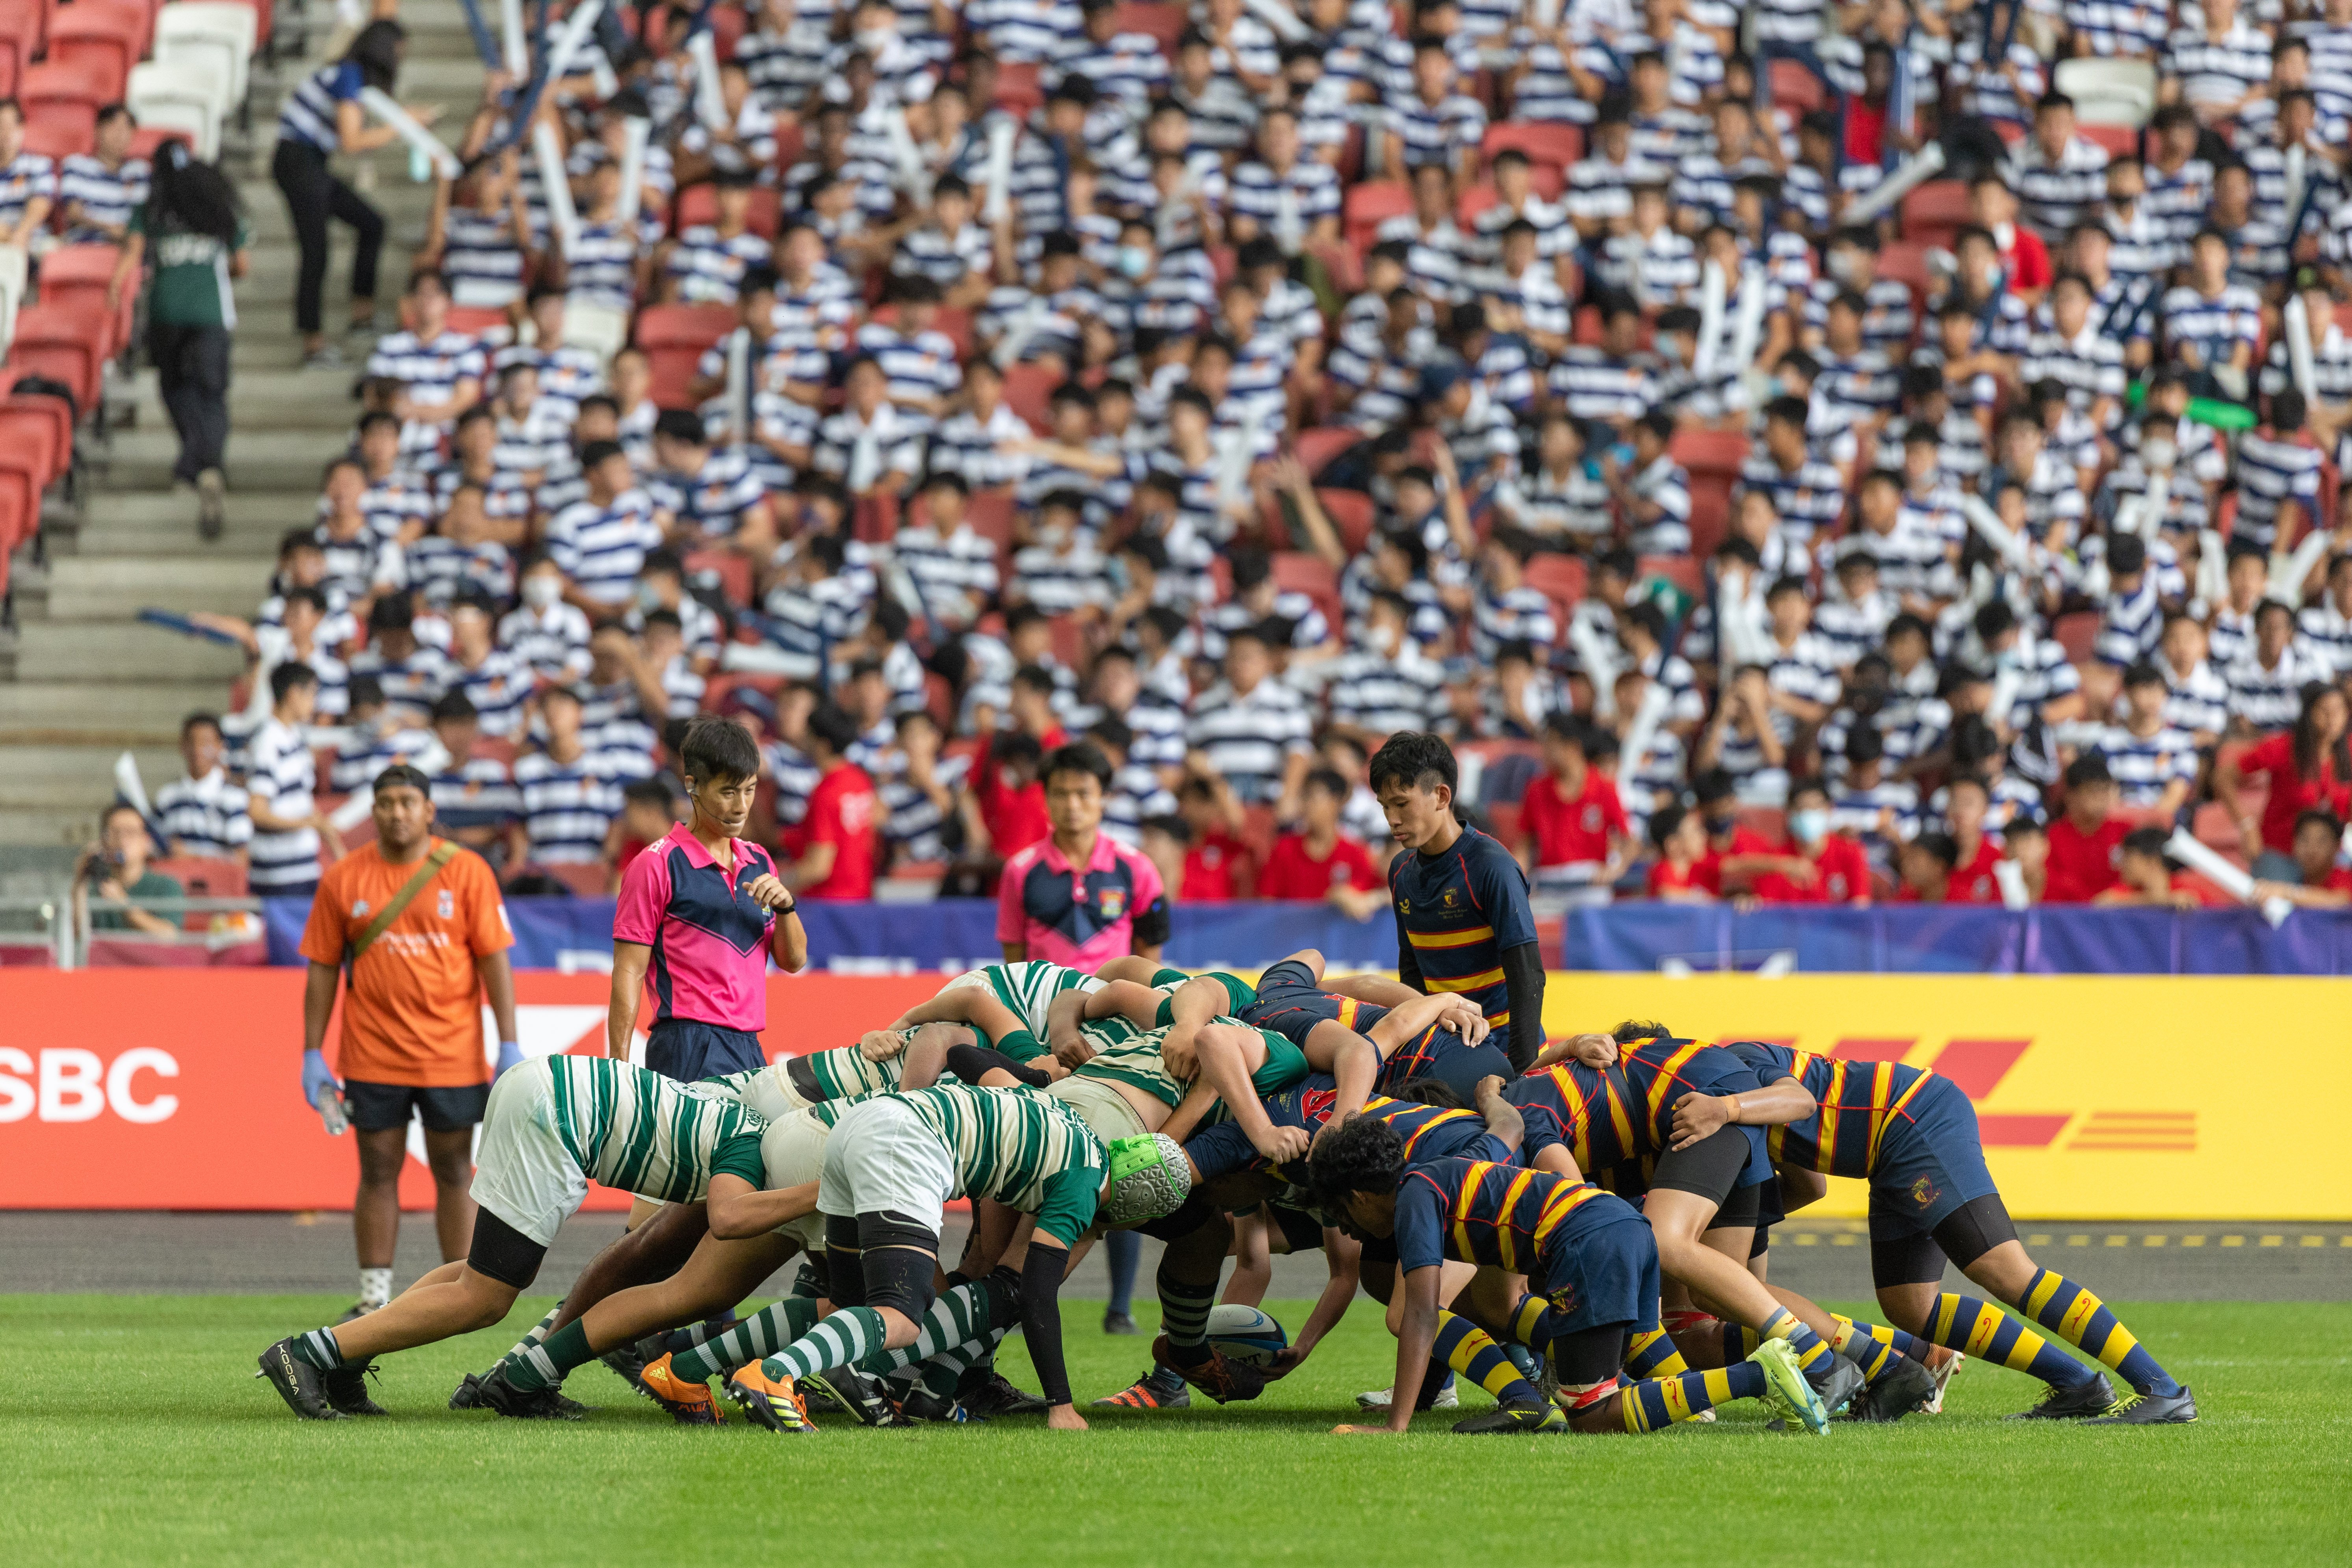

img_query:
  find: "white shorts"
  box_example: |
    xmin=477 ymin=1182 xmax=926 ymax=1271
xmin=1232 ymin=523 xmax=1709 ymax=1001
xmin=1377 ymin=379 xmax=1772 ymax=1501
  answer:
xmin=816 ymin=1097 xmax=955 ymax=1235
xmin=1048 ymin=1074 xmax=1149 ymax=1144
xmin=757 ymin=1110 xmax=834 ymax=1253
xmin=468 ymin=1058 xmax=588 ymax=1247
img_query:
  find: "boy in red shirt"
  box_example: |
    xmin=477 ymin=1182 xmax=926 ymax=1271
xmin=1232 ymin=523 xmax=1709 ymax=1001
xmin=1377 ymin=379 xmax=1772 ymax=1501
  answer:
xmin=2043 ymin=755 xmax=2126 ymax=903
xmin=782 ymin=702 xmax=878 ymax=900
xmin=1943 ymin=774 xmax=2005 ymax=903
xmin=1176 ymin=773 xmax=1255 ymax=900
xmin=2255 ymin=809 xmax=2352 ymax=909
xmin=1258 ymin=768 xmax=1385 ymax=915
xmin=2092 ymin=826 xmax=2205 ymax=909
xmin=1643 ymin=804 xmax=1716 ymax=901
xmin=1519 ymin=714 xmax=1634 ymax=907
xmin=1895 ymin=832 xmax=1958 ymax=902
xmin=1747 ymin=778 xmax=1873 ymax=904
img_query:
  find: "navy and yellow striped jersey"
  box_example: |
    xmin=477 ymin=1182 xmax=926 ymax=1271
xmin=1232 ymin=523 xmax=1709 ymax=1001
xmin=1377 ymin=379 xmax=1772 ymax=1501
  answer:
xmin=1201 ymin=1074 xmax=1570 ymax=1186
xmin=1391 ymin=1156 xmax=1629 ymax=1275
xmin=1239 ymin=958 xmax=1478 ymax=1092
xmin=1387 ymin=826 xmax=1538 ymax=1029
xmin=1502 ymin=1036 xmax=1767 ymax=1186
xmin=1727 ymin=1041 xmax=1938 ymax=1179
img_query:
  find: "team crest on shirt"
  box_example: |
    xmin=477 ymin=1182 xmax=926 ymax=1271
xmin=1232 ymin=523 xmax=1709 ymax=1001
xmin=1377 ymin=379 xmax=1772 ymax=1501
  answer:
xmin=1397 ymin=896 xmax=1410 ymax=913
xmin=437 ymin=889 xmax=455 ymax=920
xmin=1910 ymin=1176 xmax=1940 ymax=1209
xmin=1442 ymin=889 xmax=1456 ymax=907
xmin=1099 ymin=887 xmax=1126 ymax=921
xmin=351 ymin=900 xmax=370 ymax=918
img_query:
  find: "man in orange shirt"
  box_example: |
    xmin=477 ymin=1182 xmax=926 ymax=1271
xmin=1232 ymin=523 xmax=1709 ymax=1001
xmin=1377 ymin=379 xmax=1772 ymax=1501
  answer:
xmin=301 ymin=764 xmax=519 ymax=1321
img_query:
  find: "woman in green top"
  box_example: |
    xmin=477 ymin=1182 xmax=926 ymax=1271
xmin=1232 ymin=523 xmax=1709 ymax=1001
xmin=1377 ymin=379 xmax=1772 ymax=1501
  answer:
xmin=107 ymin=145 xmax=249 ymax=538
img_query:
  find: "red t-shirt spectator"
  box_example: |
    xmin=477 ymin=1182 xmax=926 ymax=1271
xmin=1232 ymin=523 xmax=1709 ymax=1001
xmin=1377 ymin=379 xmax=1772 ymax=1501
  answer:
xmin=1751 ymin=835 xmax=1873 ymax=904
xmin=2237 ymin=733 xmax=2352 ymax=855
xmin=1521 ymin=770 xmax=1628 ymax=872
xmin=1949 ymin=839 xmax=2004 ymax=904
xmin=1647 ymin=858 xmax=1713 ymax=898
xmin=1996 ymin=223 xmax=2051 ymax=291
xmin=1181 ymin=829 xmax=1255 ymax=901
xmin=1258 ymin=832 xmax=1381 ymax=900
xmin=2043 ymin=816 xmax=2127 ymax=902
xmin=1709 ymin=826 xmax=1778 ymax=894
xmin=973 ymin=733 xmax=1054 ymax=861
xmin=790 ymin=761 xmax=878 ymax=900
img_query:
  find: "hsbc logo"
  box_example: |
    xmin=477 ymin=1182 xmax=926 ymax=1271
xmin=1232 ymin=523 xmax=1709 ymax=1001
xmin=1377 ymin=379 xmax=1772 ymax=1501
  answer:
xmin=0 ymin=1048 xmax=179 ymax=1125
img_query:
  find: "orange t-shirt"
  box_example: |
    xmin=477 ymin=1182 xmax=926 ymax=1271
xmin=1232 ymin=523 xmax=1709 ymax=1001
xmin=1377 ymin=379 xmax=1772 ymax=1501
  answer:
xmin=300 ymin=840 xmax=513 ymax=1087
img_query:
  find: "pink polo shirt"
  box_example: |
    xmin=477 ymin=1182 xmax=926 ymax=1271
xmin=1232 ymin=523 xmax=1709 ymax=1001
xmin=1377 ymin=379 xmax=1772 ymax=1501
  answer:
xmin=613 ymin=822 xmax=778 ymax=1033
xmin=997 ymin=830 xmax=1168 ymax=970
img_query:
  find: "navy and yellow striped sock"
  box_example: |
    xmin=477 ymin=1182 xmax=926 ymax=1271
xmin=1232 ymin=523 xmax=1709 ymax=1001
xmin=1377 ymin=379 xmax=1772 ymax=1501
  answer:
xmin=1719 ymin=1319 xmax=1760 ymax=1364
xmin=1621 ymin=1363 xmax=1767 ymax=1432
xmin=2020 ymin=1271 xmax=2179 ymax=1397
xmin=1506 ymin=1292 xmax=1550 ymax=1349
xmin=1760 ymin=1308 xmax=1835 ymax=1377
xmin=1434 ymin=1311 xmax=1537 ymax=1404
xmin=1825 ymin=1315 xmax=1895 ymax=1381
xmin=1927 ymin=1294 xmax=2095 ymax=1387
xmin=1624 ymin=1325 xmax=1689 ymax=1380
xmin=1831 ymin=1312 xmax=1930 ymax=1364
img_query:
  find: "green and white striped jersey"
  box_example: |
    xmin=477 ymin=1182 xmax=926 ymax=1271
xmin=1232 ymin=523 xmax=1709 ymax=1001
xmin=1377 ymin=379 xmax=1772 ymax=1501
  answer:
xmin=546 ymin=1057 xmax=767 ymax=1202
xmin=1069 ymin=1015 xmax=1186 ymax=1109
xmin=803 ymin=1040 xmax=905 ymax=1100
xmin=821 ymin=1082 xmax=1108 ymax=1243
xmin=946 ymin=961 xmax=1103 ymax=1036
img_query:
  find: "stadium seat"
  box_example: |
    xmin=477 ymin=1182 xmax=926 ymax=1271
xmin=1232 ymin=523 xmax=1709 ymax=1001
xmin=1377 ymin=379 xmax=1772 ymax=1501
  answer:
xmin=0 ymin=6 xmax=39 ymax=101
xmin=1901 ymin=180 xmax=1973 ymax=247
xmin=148 ymin=857 xmax=249 ymax=933
xmin=23 ymin=60 xmax=123 ymax=160
xmin=993 ymin=62 xmax=1044 ymax=117
xmin=682 ymin=547 xmax=752 ymax=608
xmin=1342 ymin=181 xmax=1412 ymax=251
xmin=672 ymin=180 xmax=782 ymax=239
xmin=1313 ymin=487 xmax=1375 ymax=555
xmin=45 ymin=1 xmax=147 ymax=93
xmin=7 ymin=302 xmax=111 ymax=413
xmin=32 ymin=245 xmax=132 ymax=366
xmin=1688 ymin=478 xmax=1732 ymax=559
xmin=1001 ymin=362 xmax=1060 ymax=433
xmin=1877 ymin=239 xmax=1933 ymax=301
xmin=1480 ymin=121 xmax=1583 ymax=175
xmin=632 ymin=302 xmax=737 ymax=410
xmin=1667 ymin=428 xmax=1749 ymax=478
xmin=128 ymin=125 xmax=195 ymax=164
xmin=2080 ymin=122 xmax=2141 ymax=158
xmin=2053 ymin=58 xmax=2157 ymax=127
xmin=1272 ymin=551 xmax=1344 ymax=638
xmin=128 ymin=60 xmax=230 ymax=163
xmin=1525 ymin=552 xmax=1588 ymax=612
xmin=1637 ymin=554 xmax=1702 ymax=597
xmin=1112 ymin=2 xmax=1184 ymax=57
xmin=1294 ymin=427 xmax=1361 ymax=481
xmin=156 ymin=3 xmax=261 ymax=120
xmin=1769 ymin=59 xmax=1825 ymax=115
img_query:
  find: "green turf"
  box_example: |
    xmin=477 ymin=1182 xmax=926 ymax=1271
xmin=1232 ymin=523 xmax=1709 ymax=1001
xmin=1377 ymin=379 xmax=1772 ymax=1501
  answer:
xmin=4 ymin=1296 xmax=2346 ymax=1565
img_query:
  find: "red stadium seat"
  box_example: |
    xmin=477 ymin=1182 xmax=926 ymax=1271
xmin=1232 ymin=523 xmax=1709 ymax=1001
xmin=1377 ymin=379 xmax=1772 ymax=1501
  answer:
xmin=1877 ymin=238 xmax=1933 ymax=301
xmin=710 ymin=0 xmax=748 ymax=59
xmin=44 ymin=1 xmax=147 ymax=92
xmin=1294 ymin=426 xmax=1361 ymax=480
xmin=1112 ymin=3 xmax=1184 ymax=56
xmin=672 ymin=180 xmax=783 ymax=240
xmin=148 ymin=857 xmax=248 ymax=932
xmin=1272 ymin=551 xmax=1344 ymax=639
xmin=1001 ymin=362 xmax=1060 ymax=433
xmin=1901 ymin=180 xmax=1973 ymax=247
xmin=2051 ymin=610 xmax=2100 ymax=664
xmin=2081 ymin=123 xmax=2141 ymax=158
xmin=683 ymin=547 xmax=752 ymax=608
xmin=7 ymin=302 xmax=112 ymax=413
xmin=1313 ymin=487 xmax=1375 ymax=555
xmin=22 ymin=59 xmax=120 ymax=160
xmin=1480 ymin=121 xmax=1583 ymax=175
xmin=993 ymin=62 xmax=1043 ymax=117
xmin=1769 ymin=59 xmax=1825 ymax=115
xmin=633 ymin=302 xmax=737 ymax=410
xmin=1343 ymin=180 xmax=1412 ymax=251
xmin=128 ymin=125 xmax=194 ymax=163
xmin=1688 ymin=478 xmax=1732 ymax=559
xmin=1668 ymin=428 xmax=1749 ymax=478
xmin=34 ymin=244 xmax=133 ymax=362
xmin=1637 ymin=553 xmax=1702 ymax=596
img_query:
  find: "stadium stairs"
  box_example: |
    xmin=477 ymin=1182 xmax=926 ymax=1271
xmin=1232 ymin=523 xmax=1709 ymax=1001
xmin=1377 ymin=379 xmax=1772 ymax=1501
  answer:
xmin=0 ymin=0 xmax=484 ymax=853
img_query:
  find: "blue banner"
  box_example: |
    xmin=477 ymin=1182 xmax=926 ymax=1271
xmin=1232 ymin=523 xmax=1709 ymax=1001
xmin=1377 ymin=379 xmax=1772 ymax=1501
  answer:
xmin=265 ymin=897 xmax=1403 ymax=973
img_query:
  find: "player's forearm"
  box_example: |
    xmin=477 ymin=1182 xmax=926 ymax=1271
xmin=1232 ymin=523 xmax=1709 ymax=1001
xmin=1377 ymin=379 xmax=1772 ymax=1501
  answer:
xmin=302 ymin=962 xmax=340 ymax=1056
xmin=1292 ymin=1237 xmax=1361 ymax=1359
xmin=1325 ymin=1033 xmax=1380 ymax=1123
xmin=1478 ymin=1095 xmax=1525 ymax=1151
xmin=1730 ymin=1076 xmax=1816 ymax=1127
xmin=1500 ymin=944 xmax=1546 ymax=1073
xmin=1019 ymin=1240 xmax=1076 ymax=1408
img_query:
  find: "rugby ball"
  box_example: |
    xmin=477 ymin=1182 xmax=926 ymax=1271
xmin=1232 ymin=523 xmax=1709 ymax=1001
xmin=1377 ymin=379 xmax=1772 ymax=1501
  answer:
xmin=1205 ymin=1304 xmax=1288 ymax=1368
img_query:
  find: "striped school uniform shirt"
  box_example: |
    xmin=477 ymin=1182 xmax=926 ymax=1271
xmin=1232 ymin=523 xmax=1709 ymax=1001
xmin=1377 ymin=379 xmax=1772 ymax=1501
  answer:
xmin=1185 ymin=677 xmax=1314 ymax=804
xmin=1387 ymin=94 xmax=1487 ymax=171
xmin=154 ymin=769 xmax=253 ymax=861
xmin=56 ymin=154 xmax=149 ymax=241
xmin=664 ymin=227 xmax=772 ymax=304
xmin=2065 ymin=0 xmax=2169 ymax=57
xmin=2233 ymin=431 xmax=2326 ymax=551
xmin=429 ymin=754 xmax=524 ymax=835
xmin=245 ymin=718 xmax=323 ymax=891
xmin=496 ymin=602 xmax=593 ymax=685
xmin=877 ymin=750 xmax=970 ymax=864
xmin=545 ymin=490 xmax=664 ymax=605
xmin=277 ymin=61 xmax=362 ymax=154
xmin=2226 ymin=644 xmax=2335 ymax=733
xmin=440 ymin=207 xmax=528 ymax=306
xmin=514 ymin=750 xmax=626 ymax=863
xmin=364 ymin=330 xmax=490 ymax=460
xmin=2097 ymin=725 xmax=2199 ymax=806
xmin=1046 ymin=31 xmax=1171 ymax=115
xmin=1737 ymin=453 xmax=1849 ymax=553
xmin=444 ymin=647 xmax=536 ymax=738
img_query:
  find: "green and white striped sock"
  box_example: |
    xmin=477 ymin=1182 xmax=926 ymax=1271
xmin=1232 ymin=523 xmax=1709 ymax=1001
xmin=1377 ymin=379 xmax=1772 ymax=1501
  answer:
xmin=497 ymin=1301 xmax=566 ymax=1365
xmin=764 ymin=1306 xmax=885 ymax=1383
xmin=671 ymin=1296 xmax=823 ymax=1383
xmin=291 ymin=1327 xmax=345 ymax=1371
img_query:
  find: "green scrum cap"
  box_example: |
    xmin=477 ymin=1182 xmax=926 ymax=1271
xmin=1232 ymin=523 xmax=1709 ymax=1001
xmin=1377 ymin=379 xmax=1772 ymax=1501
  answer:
xmin=1101 ymin=1133 xmax=1193 ymax=1226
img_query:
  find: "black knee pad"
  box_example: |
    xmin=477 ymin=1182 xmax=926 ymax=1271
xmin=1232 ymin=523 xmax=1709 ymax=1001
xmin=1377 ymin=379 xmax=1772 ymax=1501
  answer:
xmin=1868 ymin=1215 xmax=1950 ymax=1290
xmin=858 ymin=1210 xmax=941 ymax=1323
xmin=825 ymin=1213 xmax=865 ymax=1308
xmin=466 ymin=1207 xmax=546 ymax=1291
xmin=1549 ymin=1323 xmax=1633 ymax=1386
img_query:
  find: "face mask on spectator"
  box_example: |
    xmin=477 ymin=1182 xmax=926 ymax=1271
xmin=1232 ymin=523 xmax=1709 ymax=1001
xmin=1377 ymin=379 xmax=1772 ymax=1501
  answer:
xmin=523 ymin=575 xmax=562 ymax=610
xmin=2142 ymin=437 xmax=2176 ymax=471
xmin=1116 ymin=246 xmax=1151 ymax=280
xmin=1790 ymin=807 xmax=1830 ymax=844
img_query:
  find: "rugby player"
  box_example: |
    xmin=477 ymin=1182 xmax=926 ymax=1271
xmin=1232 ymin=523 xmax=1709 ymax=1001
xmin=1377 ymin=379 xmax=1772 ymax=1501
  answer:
xmin=716 ymin=1082 xmax=1194 ymax=1434
xmin=257 ymin=1056 xmax=772 ymax=1420
xmin=1237 ymin=947 xmax=1510 ymax=1107
xmin=1719 ymin=1038 xmax=2198 ymax=1423
xmin=1311 ymin=1120 xmax=1828 ymax=1436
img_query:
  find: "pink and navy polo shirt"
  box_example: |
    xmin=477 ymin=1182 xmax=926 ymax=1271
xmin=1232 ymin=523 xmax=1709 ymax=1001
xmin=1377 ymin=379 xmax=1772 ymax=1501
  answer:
xmin=613 ymin=822 xmax=778 ymax=1032
xmin=996 ymin=830 xmax=1169 ymax=969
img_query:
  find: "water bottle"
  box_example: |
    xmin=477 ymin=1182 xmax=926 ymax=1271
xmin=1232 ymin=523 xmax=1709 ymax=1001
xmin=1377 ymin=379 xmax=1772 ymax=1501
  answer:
xmin=319 ymin=1088 xmax=351 ymax=1136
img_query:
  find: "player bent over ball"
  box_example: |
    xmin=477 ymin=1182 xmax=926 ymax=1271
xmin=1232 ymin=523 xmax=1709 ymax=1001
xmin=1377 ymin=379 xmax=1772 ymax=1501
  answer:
xmin=720 ymin=1083 xmax=1194 ymax=1434
xmin=257 ymin=1057 xmax=773 ymax=1420
xmin=1309 ymin=1118 xmax=1829 ymax=1437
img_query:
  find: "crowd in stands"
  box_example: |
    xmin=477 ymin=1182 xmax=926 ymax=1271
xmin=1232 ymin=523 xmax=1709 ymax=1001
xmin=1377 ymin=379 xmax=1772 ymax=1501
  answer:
xmin=90 ymin=0 xmax=2352 ymax=916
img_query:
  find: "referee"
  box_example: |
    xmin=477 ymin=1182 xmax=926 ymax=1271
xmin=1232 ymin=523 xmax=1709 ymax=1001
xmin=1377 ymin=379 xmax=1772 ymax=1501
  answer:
xmin=299 ymin=765 xmax=520 ymax=1319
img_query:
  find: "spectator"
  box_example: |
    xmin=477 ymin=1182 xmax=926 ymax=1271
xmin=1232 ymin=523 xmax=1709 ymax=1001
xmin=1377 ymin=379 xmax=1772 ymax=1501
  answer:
xmin=1186 ymin=622 xmax=1314 ymax=809
xmin=75 ymin=804 xmax=184 ymax=939
xmin=783 ymin=702 xmax=879 ymax=900
xmin=2044 ymin=755 xmax=2128 ymax=902
xmin=330 ymin=675 xmax=438 ymax=793
xmin=2093 ymin=825 xmax=2204 ymax=909
xmin=2100 ymin=664 xmax=2199 ymax=816
xmin=1258 ymin=768 xmax=1386 ymax=917
xmin=1174 ymin=772 xmax=1256 ymax=900
xmin=1518 ymin=714 xmax=1634 ymax=907
xmin=1643 ymin=804 xmax=1715 ymax=902
xmin=2216 ymin=683 xmax=2352 ymax=879
xmin=153 ymin=713 xmax=252 ymax=864
xmin=1746 ymin=777 xmax=1873 ymax=905
xmin=423 ymin=691 xmax=523 ymax=862
xmin=514 ymin=685 xmax=624 ymax=868
xmin=247 ymin=662 xmax=340 ymax=900
xmin=1895 ymin=831 xmax=1959 ymax=904
xmin=2253 ymin=810 xmax=2352 ymax=910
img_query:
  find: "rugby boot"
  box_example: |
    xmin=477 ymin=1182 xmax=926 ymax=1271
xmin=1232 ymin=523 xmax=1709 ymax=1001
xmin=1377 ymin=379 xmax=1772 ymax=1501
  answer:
xmin=2005 ymin=1371 xmax=2118 ymax=1421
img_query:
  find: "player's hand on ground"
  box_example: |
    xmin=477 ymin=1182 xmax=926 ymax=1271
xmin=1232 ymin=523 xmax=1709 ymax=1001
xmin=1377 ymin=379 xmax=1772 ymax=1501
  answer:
xmin=1045 ymin=1405 xmax=1088 ymax=1431
xmin=1329 ymin=1422 xmax=1395 ymax=1436
xmin=1253 ymin=1124 xmax=1312 ymax=1163
xmin=1669 ymin=1091 xmax=1734 ymax=1150
xmin=742 ymin=872 xmax=795 ymax=913
xmin=1264 ymin=1345 xmax=1308 ymax=1379
xmin=858 ymin=1029 xmax=906 ymax=1061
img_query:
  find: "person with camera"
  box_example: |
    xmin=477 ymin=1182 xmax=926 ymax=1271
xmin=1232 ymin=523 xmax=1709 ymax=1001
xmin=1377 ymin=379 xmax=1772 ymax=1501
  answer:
xmin=73 ymin=804 xmax=183 ymax=941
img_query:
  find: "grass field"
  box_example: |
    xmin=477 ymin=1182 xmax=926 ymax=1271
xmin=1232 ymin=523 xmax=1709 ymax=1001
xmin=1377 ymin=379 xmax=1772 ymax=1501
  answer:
xmin=6 ymin=1295 xmax=2347 ymax=1565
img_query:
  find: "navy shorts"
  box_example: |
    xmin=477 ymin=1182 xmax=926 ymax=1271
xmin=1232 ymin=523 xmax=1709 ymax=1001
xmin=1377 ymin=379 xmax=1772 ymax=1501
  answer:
xmin=1867 ymin=1077 xmax=2001 ymax=1238
xmin=1184 ymin=1119 xmax=1264 ymax=1185
xmin=345 ymin=1079 xmax=490 ymax=1134
xmin=1529 ymin=1202 xmax=1659 ymax=1336
xmin=645 ymin=1019 xmax=768 ymax=1082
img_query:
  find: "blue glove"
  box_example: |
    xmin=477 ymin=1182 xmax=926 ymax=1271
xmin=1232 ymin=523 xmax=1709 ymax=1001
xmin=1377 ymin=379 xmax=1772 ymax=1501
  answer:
xmin=301 ymin=1048 xmax=341 ymax=1110
xmin=495 ymin=1039 xmax=525 ymax=1077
